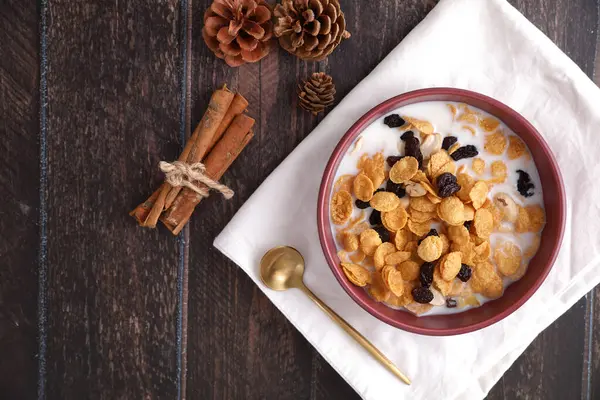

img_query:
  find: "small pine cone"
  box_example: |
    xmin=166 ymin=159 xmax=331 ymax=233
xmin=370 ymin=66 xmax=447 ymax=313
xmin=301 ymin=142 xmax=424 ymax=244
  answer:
xmin=298 ymin=72 xmax=336 ymax=115
xmin=202 ymin=0 xmax=274 ymax=67
xmin=274 ymin=0 xmax=351 ymax=61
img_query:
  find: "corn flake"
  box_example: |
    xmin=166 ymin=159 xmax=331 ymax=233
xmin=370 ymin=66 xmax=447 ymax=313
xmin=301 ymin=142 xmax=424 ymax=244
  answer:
xmin=407 ymin=219 xmax=432 ymax=236
xmin=440 ymin=252 xmax=462 ymax=281
xmin=410 ymin=195 xmax=437 ymax=213
xmin=399 ymin=260 xmax=420 ymax=281
xmin=448 ymin=104 xmax=458 ymax=120
xmin=370 ymin=191 xmax=401 ymax=212
xmin=469 ymin=181 xmax=489 ymax=209
xmin=484 ymin=131 xmax=507 ymax=155
xmin=507 ymin=135 xmax=528 ymax=160
xmin=451 ymin=241 xmax=475 ymax=265
xmin=360 ymin=229 xmax=382 ymax=256
xmin=341 ymin=263 xmax=371 ymax=287
xmin=350 ymin=250 xmax=366 ymax=263
xmin=456 ymin=173 xmax=475 ymax=202
xmin=368 ymin=272 xmax=390 ymax=302
xmin=417 ymin=236 xmax=443 ymax=262
xmin=341 ymin=232 xmax=359 ymax=252
xmin=410 ymin=209 xmax=437 ymax=223
xmin=390 ymin=156 xmax=419 ymax=183
xmin=439 ymin=233 xmax=450 ymax=255
xmin=382 ymin=207 xmax=408 ymax=232
xmin=353 ymin=173 xmax=374 ymax=201
xmin=490 ymin=160 xmax=508 ymax=183
xmin=383 ymin=267 xmax=405 ymax=297
xmin=404 ymin=116 xmax=434 ymax=135
xmin=427 ymin=151 xmax=453 ymax=179
xmin=474 ymin=208 xmax=493 ymax=238
xmin=473 ymin=240 xmax=491 ymax=262
xmin=385 ymin=251 xmax=412 ymax=265
xmin=480 ymin=117 xmax=500 ymax=132
xmin=524 ymin=236 xmax=541 ymax=259
xmin=462 ymin=125 xmax=477 ymax=136
xmin=331 ymin=190 xmax=353 ymax=225
xmin=494 ymin=241 xmax=522 ymax=276
xmin=472 ymin=158 xmax=485 ymax=175
xmin=333 ymin=174 xmax=354 ymax=194
xmin=448 ymin=142 xmax=461 ymax=155
xmin=374 ymin=242 xmax=397 ymax=270
xmin=470 ymin=261 xmax=503 ymax=298
xmin=448 ymin=225 xmax=470 ymax=245
xmin=433 ymin=266 xmax=452 ymax=296
xmin=438 ymin=196 xmax=465 ymax=225
xmin=394 ymin=229 xmax=413 ymax=251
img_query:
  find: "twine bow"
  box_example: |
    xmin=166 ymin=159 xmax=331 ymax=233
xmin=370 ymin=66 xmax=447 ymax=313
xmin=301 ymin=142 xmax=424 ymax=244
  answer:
xmin=159 ymin=161 xmax=234 ymax=199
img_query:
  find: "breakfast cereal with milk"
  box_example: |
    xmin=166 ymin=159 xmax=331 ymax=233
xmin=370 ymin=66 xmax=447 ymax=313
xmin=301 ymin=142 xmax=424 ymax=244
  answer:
xmin=329 ymin=101 xmax=545 ymax=316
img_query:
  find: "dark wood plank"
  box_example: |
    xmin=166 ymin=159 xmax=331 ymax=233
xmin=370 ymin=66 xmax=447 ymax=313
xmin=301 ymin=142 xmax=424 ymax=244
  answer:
xmin=0 ymin=1 xmax=40 ymax=399
xmin=44 ymin=1 xmax=183 ymax=398
xmin=186 ymin=2 xmax=315 ymax=399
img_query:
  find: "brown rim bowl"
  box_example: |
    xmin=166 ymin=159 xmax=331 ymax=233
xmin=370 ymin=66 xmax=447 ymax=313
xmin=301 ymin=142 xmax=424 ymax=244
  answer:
xmin=317 ymin=88 xmax=566 ymax=336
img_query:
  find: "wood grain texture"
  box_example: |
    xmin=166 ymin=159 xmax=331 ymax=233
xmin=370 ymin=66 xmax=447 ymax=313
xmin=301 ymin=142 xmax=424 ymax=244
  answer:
xmin=184 ymin=0 xmax=599 ymax=400
xmin=44 ymin=1 xmax=182 ymax=398
xmin=0 ymin=1 xmax=39 ymax=399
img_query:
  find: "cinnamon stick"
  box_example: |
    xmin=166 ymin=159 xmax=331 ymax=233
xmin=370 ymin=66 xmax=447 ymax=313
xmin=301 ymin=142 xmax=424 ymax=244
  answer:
xmin=161 ymin=114 xmax=255 ymax=234
xmin=209 ymin=93 xmax=249 ymax=151
xmin=129 ymin=86 xmax=236 ymax=227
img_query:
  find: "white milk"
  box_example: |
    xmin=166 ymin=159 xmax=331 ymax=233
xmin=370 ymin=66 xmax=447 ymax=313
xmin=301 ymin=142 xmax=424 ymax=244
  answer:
xmin=329 ymin=101 xmax=544 ymax=316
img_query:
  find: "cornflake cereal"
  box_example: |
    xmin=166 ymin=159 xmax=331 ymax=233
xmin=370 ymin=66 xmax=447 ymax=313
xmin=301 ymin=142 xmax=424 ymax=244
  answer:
xmin=472 ymin=158 xmax=485 ymax=175
xmin=390 ymin=157 xmax=419 ymax=183
xmin=330 ymin=101 xmax=545 ymax=316
xmin=353 ymin=173 xmax=374 ymax=201
xmin=417 ymin=236 xmax=443 ymax=262
xmin=331 ymin=190 xmax=353 ymax=224
xmin=370 ymin=191 xmax=401 ymax=212
xmin=484 ymin=131 xmax=507 ymax=155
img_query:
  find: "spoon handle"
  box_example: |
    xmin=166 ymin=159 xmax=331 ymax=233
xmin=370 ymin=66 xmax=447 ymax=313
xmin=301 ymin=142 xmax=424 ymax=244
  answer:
xmin=299 ymin=285 xmax=411 ymax=385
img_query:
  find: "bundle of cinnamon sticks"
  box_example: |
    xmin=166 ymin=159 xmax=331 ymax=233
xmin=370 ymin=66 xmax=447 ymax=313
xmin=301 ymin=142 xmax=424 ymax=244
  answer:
xmin=130 ymin=85 xmax=254 ymax=235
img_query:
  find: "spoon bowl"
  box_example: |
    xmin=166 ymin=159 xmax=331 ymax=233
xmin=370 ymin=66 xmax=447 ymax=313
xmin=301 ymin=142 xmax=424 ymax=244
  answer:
xmin=260 ymin=246 xmax=305 ymax=291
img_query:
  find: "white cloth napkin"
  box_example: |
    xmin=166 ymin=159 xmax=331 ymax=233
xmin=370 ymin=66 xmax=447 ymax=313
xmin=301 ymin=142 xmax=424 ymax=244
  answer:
xmin=214 ymin=0 xmax=600 ymax=398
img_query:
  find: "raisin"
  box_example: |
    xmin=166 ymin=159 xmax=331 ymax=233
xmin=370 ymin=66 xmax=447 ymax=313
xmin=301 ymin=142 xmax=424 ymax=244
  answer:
xmin=386 ymin=181 xmax=406 ymax=198
xmin=450 ymin=145 xmax=479 ymax=161
xmin=355 ymin=199 xmax=370 ymax=209
xmin=369 ymin=210 xmax=382 ymax=226
xmin=446 ymin=298 xmax=457 ymax=308
xmin=463 ymin=220 xmax=473 ymax=230
xmin=400 ymin=131 xmax=415 ymax=140
xmin=386 ymin=155 xmax=405 ymax=167
xmin=516 ymin=169 xmax=535 ymax=197
xmin=418 ymin=229 xmax=439 ymax=244
xmin=442 ymin=136 xmax=458 ymax=150
xmin=374 ymin=188 xmax=385 ymax=194
xmin=384 ymin=114 xmax=406 ymax=128
xmin=419 ymin=262 xmax=435 ymax=288
xmin=373 ymin=225 xmax=390 ymax=243
xmin=457 ymin=264 xmax=472 ymax=282
xmin=436 ymin=172 xmax=461 ymax=198
xmin=404 ymin=136 xmax=423 ymax=168
xmin=412 ymin=287 xmax=434 ymax=304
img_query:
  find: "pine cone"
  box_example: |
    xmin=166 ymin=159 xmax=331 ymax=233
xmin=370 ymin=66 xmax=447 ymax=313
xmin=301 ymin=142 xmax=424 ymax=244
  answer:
xmin=202 ymin=0 xmax=274 ymax=67
xmin=298 ymin=72 xmax=336 ymax=115
xmin=274 ymin=0 xmax=351 ymax=61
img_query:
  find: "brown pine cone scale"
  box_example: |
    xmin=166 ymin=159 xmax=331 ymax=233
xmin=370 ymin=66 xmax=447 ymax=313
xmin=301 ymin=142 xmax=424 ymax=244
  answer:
xmin=298 ymin=72 xmax=336 ymax=115
xmin=203 ymin=0 xmax=274 ymax=67
xmin=274 ymin=0 xmax=350 ymax=61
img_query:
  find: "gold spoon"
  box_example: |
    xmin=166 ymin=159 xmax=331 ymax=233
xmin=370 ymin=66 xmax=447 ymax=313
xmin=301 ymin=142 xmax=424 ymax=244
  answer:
xmin=260 ymin=246 xmax=411 ymax=385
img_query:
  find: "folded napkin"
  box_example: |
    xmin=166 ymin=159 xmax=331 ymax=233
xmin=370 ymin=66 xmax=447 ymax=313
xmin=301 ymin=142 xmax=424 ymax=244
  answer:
xmin=214 ymin=0 xmax=600 ymax=398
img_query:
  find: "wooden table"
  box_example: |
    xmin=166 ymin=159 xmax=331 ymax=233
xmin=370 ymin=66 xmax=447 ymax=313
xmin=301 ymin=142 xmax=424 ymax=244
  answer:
xmin=1 ymin=1 xmax=599 ymax=399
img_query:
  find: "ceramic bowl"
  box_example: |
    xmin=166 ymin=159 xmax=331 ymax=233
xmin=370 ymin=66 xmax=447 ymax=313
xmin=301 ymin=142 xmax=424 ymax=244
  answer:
xmin=316 ymin=88 xmax=566 ymax=336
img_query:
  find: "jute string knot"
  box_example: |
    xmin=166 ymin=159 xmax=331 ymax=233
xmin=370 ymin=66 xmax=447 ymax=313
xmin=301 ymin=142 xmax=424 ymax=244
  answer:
xmin=159 ymin=161 xmax=234 ymax=199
